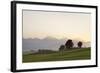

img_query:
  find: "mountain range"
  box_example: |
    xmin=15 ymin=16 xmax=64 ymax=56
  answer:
xmin=22 ymin=37 xmax=91 ymax=52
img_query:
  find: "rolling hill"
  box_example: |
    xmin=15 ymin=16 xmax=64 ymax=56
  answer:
xmin=23 ymin=48 xmax=91 ymax=63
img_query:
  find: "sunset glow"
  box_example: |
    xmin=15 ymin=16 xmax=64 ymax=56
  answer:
xmin=23 ymin=10 xmax=91 ymax=42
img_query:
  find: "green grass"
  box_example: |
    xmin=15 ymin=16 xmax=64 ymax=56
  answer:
xmin=23 ymin=48 xmax=91 ymax=63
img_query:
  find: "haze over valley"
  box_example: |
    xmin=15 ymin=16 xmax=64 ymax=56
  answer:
xmin=22 ymin=37 xmax=90 ymax=52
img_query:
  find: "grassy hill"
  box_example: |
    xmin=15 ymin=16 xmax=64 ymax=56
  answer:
xmin=23 ymin=48 xmax=91 ymax=63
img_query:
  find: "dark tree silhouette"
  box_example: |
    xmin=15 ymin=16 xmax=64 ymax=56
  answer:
xmin=77 ymin=41 xmax=83 ymax=48
xmin=59 ymin=45 xmax=65 ymax=51
xmin=65 ymin=39 xmax=74 ymax=49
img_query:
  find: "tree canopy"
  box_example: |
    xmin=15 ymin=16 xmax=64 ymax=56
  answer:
xmin=65 ymin=39 xmax=74 ymax=49
xmin=77 ymin=41 xmax=83 ymax=48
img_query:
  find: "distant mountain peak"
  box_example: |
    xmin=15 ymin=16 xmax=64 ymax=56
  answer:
xmin=22 ymin=37 xmax=91 ymax=52
xmin=43 ymin=36 xmax=58 ymax=40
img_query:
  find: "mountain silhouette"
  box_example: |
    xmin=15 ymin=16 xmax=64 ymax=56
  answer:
xmin=22 ymin=37 xmax=90 ymax=52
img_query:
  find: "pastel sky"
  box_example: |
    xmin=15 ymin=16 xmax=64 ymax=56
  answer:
xmin=23 ymin=10 xmax=91 ymax=42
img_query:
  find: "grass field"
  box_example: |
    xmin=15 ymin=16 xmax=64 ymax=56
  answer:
xmin=23 ymin=48 xmax=91 ymax=63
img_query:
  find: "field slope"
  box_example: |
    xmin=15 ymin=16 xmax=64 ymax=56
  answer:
xmin=23 ymin=48 xmax=91 ymax=63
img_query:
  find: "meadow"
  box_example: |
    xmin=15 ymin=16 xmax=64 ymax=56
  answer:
xmin=23 ymin=48 xmax=91 ymax=63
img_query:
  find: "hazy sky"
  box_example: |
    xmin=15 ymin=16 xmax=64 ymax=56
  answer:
xmin=23 ymin=10 xmax=91 ymax=42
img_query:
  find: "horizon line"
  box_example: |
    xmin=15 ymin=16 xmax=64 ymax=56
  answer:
xmin=22 ymin=36 xmax=91 ymax=42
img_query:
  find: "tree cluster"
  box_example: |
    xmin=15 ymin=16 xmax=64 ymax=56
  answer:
xmin=59 ymin=39 xmax=83 ymax=51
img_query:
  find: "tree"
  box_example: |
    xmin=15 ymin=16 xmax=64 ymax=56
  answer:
xmin=59 ymin=45 xmax=65 ymax=51
xmin=77 ymin=41 xmax=83 ymax=48
xmin=65 ymin=39 xmax=74 ymax=49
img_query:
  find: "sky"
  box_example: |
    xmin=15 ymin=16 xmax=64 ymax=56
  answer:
xmin=23 ymin=10 xmax=91 ymax=42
